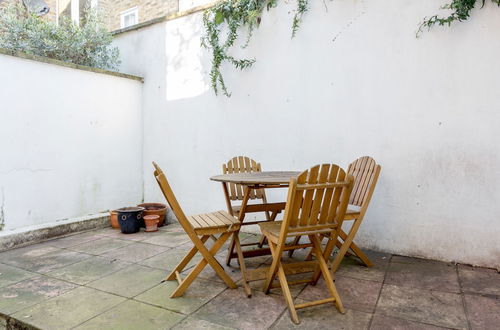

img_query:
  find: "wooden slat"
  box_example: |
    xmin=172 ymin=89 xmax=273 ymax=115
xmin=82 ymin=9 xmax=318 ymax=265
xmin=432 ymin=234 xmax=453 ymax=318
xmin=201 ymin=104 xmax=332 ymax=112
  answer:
xmin=295 ymin=298 xmax=336 ymax=310
xmin=289 ymin=171 xmax=307 ymax=227
xmin=355 ymin=158 xmax=376 ymax=206
xmin=213 ymin=211 xmax=236 ymax=225
xmin=350 ymin=156 xmax=368 ymax=204
xmin=318 ymin=165 xmax=338 ymax=224
xmin=247 ymin=260 xmax=318 ymax=281
xmin=192 ymin=214 xmax=211 ymax=227
xmin=199 ymin=213 xmax=221 ymax=227
xmin=187 ymin=216 xmax=203 ymax=228
xmin=298 ymin=165 xmax=319 ymax=226
xmin=308 ymin=164 xmax=330 ymax=225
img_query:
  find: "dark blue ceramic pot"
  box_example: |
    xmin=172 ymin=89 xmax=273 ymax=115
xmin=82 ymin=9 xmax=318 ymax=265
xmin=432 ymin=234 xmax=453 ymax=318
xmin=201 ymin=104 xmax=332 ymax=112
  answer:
xmin=117 ymin=207 xmax=144 ymax=234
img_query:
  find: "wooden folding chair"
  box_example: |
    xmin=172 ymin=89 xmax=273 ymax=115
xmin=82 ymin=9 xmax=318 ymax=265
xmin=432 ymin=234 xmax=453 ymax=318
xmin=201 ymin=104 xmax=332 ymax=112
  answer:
xmin=289 ymin=156 xmax=381 ymax=272
xmin=221 ymin=156 xmax=280 ymax=265
xmin=153 ymin=162 xmax=248 ymax=298
xmin=330 ymin=156 xmax=381 ymax=271
xmin=221 ymin=156 xmax=269 ymax=218
xmin=258 ymin=164 xmax=354 ymax=324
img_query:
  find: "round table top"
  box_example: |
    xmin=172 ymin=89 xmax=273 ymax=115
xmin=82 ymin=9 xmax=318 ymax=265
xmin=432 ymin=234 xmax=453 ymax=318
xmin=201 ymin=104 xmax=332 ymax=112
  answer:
xmin=210 ymin=171 xmax=301 ymax=185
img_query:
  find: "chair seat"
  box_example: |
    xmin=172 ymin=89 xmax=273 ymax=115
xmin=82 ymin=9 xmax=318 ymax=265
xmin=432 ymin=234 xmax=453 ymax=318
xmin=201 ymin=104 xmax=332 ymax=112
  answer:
xmin=188 ymin=211 xmax=240 ymax=235
xmin=259 ymin=221 xmax=282 ymax=239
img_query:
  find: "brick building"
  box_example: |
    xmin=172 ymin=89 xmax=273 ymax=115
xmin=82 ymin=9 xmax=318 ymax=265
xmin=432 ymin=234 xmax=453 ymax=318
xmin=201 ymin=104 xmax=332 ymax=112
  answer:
xmin=1 ymin=0 xmax=179 ymax=31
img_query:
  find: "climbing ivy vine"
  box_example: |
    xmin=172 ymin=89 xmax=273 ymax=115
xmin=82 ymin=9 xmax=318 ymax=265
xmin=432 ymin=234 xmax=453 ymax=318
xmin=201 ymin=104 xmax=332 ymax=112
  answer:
xmin=202 ymin=0 xmax=309 ymax=97
xmin=418 ymin=0 xmax=500 ymax=36
xmin=202 ymin=0 xmax=500 ymax=96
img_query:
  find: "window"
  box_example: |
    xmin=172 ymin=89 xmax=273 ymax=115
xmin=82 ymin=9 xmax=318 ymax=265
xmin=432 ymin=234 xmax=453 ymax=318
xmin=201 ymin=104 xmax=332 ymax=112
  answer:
xmin=120 ymin=7 xmax=138 ymax=29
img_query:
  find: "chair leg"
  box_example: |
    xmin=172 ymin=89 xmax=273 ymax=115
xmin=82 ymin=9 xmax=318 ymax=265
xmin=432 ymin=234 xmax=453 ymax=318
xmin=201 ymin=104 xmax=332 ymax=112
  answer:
xmin=258 ymin=210 xmax=279 ymax=248
xmin=171 ymin=232 xmax=236 ymax=298
xmin=337 ymin=226 xmax=374 ymax=269
xmin=233 ymin=232 xmax=252 ymax=297
xmin=226 ymin=187 xmax=251 ymax=266
xmin=311 ymin=233 xmax=337 ymax=284
xmin=165 ymin=235 xmax=210 ymax=281
xmin=287 ymin=236 xmax=301 ymax=257
xmin=309 ymin=234 xmax=345 ymax=314
xmin=277 ymin=262 xmax=300 ymax=324
xmin=262 ymin=240 xmax=281 ymax=294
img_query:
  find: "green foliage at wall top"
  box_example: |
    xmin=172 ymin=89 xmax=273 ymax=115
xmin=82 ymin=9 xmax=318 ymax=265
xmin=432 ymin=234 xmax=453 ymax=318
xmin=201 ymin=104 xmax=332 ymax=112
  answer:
xmin=0 ymin=3 xmax=120 ymax=70
xmin=419 ymin=0 xmax=500 ymax=36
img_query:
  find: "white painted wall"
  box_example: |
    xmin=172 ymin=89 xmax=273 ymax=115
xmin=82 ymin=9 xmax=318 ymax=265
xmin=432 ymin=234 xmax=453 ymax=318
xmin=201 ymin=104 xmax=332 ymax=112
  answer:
xmin=178 ymin=0 xmax=213 ymax=12
xmin=114 ymin=0 xmax=500 ymax=269
xmin=0 ymin=54 xmax=143 ymax=232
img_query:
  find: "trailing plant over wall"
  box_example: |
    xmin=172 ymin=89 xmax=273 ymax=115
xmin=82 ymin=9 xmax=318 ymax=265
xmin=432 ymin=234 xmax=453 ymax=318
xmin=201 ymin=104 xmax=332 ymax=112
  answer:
xmin=202 ymin=0 xmax=309 ymax=97
xmin=0 ymin=3 xmax=120 ymax=70
xmin=418 ymin=0 xmax=500 ymax=36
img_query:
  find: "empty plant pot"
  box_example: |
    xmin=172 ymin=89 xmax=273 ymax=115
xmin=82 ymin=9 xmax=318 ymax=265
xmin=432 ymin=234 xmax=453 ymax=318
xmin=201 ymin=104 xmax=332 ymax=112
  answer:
xmin=138 ymin=203 xmax=168 ymax=227
xmin=109 ymin=210 xmax=119 ymax=229
xmin=117 ymin=207 xmax=144 ymax=234
xmin=144 ymin=215 xmax=160 ymax=232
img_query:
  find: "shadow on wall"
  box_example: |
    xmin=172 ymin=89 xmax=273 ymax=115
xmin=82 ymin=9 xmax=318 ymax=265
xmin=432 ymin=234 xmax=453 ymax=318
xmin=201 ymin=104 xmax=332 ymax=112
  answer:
xmin=166 ymin=12 xmax=212 ymax=101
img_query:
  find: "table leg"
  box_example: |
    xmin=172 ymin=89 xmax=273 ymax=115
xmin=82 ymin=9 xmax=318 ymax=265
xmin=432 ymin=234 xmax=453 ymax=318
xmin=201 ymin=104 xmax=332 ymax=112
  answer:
xmin=222 ymin=182 xmax=234 ymax=216
xmin=226 ymin=185 xmax=252 ymax=266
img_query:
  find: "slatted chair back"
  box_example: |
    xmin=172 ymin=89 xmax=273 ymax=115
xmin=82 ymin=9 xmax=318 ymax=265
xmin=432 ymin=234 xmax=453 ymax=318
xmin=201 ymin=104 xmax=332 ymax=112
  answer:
xmin=223 ymin=156 xmax=265 ymax=200
xmin=153 ymin=162 xmax=195 ymax=236
xmin=347 ymin=156 xmax=381 ymax=212
xmin=279 ymin=164 xmax=354 ymax=238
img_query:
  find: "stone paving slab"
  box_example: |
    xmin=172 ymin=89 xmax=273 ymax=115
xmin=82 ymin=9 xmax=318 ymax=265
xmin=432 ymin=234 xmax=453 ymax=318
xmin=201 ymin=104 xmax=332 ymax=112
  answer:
xmin=101 ymin=241 xmax=170 ymax=263
xmin=298 ymin=276 xmax=382 ymax=313
xmin=271 ymin=302 xmax=372 ymax=329
xmin=376 ymin=284 xmax=468 ymax=329
xmin=141 ymin=232 xmax=192 ymax=248
xmin=66 ymin=236 xmax=133 ymax=255
xmin=172 ymin=316 xmax=238 ymax=330
xmin=458 ymin=264 xmax=500 ymax=296
xmin=386 ymin=257 xmax=460 ymax=293
xmin=73 ymin=300 xmax=184 ymax=330
xmin=0 ymin=264 xmax=37 ymax=288
xmin=96 ymin=227 xmax=157 ymax=241
xmin=138 ymin=247 xmax=201 ymax=271
xmin=44 ymin=232 xmax=103 ymax=248
xmin=0 ymin=245 xmax=90 ymax=273
xmin=135 ymin=278 xmax=227 ymax=315
xmin=11 ymin=286 xmax=126 ymax=329
xmin=0 ymin=275 xmax=76 ymax=315
xmin=46 ymin=256 xmax=131 ymax=285
xmin=87 ymin=264 xmax=165 ymax=298
xmin=464 ymin=294 xmax=500 ymax=330
xmin=370 ymin=314 xmax=449 ymax=329
xmin=193 ymin=288 xmax=287 ymax=330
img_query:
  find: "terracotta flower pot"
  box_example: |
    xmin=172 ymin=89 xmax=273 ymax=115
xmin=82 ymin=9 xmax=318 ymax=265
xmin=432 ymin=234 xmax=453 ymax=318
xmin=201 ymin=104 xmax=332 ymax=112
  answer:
xmin=137 ymin=203 xmax=168 ymax=227
xmin=144 ymin=215 xmax=160 ymax=232
xmin=109 ymin=210 xmax=119 ymax=229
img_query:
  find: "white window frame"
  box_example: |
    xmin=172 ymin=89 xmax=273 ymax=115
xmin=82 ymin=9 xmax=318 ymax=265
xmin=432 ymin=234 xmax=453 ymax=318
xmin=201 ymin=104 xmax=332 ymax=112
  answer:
xmin=71 ymin=0 xmax=80 ymax=24
xmin=120 ymin=7 xmax=139 ymax=29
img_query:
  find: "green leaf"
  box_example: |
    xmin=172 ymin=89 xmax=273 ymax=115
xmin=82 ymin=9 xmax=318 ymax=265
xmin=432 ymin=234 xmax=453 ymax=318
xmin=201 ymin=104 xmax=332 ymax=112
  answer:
xmin=215 ymin=11 xmax=224 ymax=25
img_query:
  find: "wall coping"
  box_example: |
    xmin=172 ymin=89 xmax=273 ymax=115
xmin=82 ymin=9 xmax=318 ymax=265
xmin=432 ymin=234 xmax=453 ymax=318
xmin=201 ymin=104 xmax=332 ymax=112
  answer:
xmin=0 ymin=48 xmax=144 ymax=83
xmin=112 ymin=1 xmax=220 ymax=36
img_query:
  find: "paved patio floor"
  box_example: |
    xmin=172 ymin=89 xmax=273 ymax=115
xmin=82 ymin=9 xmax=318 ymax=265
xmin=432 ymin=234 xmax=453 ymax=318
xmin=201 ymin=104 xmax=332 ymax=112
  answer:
xmin=0 ymin=224 xmax=499 ymax=329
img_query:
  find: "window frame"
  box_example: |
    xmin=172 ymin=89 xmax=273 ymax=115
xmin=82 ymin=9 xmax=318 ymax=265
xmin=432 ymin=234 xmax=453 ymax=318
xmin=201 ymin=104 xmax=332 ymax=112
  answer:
xmin=120 ymin=7 xmax=139 ymax=29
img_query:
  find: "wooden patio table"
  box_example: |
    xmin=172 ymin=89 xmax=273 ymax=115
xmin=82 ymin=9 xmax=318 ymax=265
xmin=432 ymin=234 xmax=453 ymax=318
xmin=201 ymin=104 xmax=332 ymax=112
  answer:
xmin=210 ymin=171 xmax=301 ymax=265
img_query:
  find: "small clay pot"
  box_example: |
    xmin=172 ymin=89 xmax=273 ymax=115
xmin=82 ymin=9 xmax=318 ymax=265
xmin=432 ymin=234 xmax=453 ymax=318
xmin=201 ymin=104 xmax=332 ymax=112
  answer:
xmin=117 ymin=207 xmax=144 ymax=234
xmin=109 ymin=210 xmax=119 ymax=229
xmin=144 ymin=215 xmax=160 ymax=232
xmin=138 ymin=203 xmax=168 ymax=227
